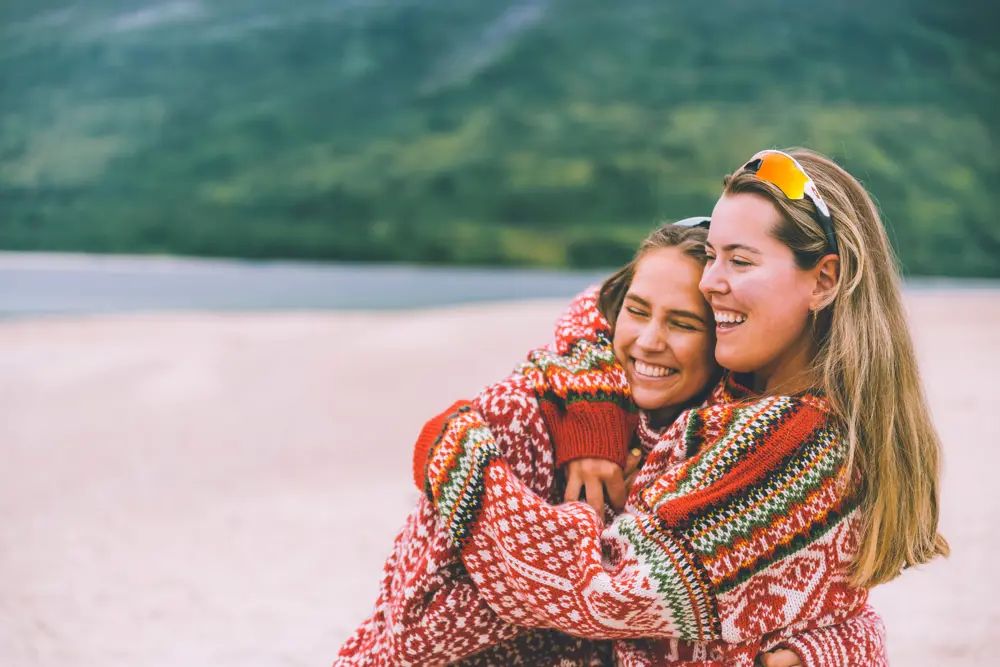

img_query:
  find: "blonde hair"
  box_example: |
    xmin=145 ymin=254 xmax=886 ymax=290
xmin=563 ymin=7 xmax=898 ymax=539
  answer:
xmin=597 ymin=222 xmax=709 ymax=328
xmin=723 ymin=148 xmax=949 ymax=587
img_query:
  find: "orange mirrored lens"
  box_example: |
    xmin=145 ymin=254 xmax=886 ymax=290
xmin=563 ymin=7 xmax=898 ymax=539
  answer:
xmin=754 ymin=152 xmax=807 ymax=200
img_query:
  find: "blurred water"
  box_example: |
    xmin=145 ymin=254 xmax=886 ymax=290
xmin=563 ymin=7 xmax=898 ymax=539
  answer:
xmin=1 ymin=252 xmax=997 ymax=318
xmin=0 ymin=252 xmax=608 ymax=317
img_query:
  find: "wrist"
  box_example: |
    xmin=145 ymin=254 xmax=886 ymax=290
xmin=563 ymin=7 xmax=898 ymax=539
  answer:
xmin=544 ymin=400 xmax=636 ymax=469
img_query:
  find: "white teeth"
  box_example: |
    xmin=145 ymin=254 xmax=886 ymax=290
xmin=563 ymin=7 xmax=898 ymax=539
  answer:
xmin=714 ymin=311 xmax=746 ymax=324
xmin=634 ymin=360 xmax=676 ymax=378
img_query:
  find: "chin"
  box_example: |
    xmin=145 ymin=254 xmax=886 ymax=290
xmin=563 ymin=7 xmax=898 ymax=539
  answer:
xmin=715 ymin=348 xmax=755 ymax=374
xmin=632 ymin=396 xmax=656 ymax=411
xmin=633 ymin=393 xmax=666 ymax=412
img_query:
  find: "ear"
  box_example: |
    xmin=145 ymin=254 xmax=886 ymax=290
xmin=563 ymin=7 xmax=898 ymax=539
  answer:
xmin=809 ymin=253 xmax=840 ymax=311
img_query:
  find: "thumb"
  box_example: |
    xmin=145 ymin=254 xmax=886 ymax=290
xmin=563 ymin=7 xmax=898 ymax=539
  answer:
xmin=623 ymin=447 xmax=643 ymax=477
xmin=564 ymin=466 xmax=583 ymax=505
xmin=760 ymin=650 xmax=802 ymax=667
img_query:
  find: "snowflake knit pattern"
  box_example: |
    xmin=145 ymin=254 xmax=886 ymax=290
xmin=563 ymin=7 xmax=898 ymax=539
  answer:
xmin=335 ymin=287 xmax=887 ymax=666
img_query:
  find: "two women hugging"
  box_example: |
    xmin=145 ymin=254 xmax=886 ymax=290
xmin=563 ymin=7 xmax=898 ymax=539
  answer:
xmin=335 ymin=149 xmax=948 ymax=666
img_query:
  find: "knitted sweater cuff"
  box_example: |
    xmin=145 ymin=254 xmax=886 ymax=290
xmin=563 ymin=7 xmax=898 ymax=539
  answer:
xmin=412 ymin=400 xmax=474 ymax=491
xmin=541 ymin=400 xmax=635 ymax=470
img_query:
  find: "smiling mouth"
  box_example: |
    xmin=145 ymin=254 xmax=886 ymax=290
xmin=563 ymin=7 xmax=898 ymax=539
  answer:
xmin=713 ymin=309 xmax=747 ymax=331
xmin=633 ymin=359 xmax=678 ymax=379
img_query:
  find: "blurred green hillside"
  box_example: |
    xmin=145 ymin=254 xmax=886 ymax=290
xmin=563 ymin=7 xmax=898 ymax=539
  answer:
xmin=1 ymin=0 xmax=997 ymax=274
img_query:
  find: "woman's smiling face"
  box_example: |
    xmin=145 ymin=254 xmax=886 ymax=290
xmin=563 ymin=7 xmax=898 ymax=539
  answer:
xmin=612 ymin=246 xmax=717 ymax=425
xmin=699 ymin=193 xmax=821 ymax=390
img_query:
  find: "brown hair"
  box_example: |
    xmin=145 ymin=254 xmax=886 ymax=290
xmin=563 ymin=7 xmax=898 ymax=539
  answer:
xmin=597 ymin=222 xmax=709 ymax=329
xmin=723 ymin=148 xmax=949 ymax=587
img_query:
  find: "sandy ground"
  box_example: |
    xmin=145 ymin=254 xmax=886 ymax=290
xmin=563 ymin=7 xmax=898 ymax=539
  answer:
xmin=0 ymin=291 xmax=997 ymax=667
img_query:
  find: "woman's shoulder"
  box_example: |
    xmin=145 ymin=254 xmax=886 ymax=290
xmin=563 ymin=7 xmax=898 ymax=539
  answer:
xmin=644 ymin=378 xmax=843 ymax=478
xmin=549 ymin=285 xmax=609 ymax=354
xmin=637 ymin=386 xmax=854 ymax=535
xmin=690 ymin=389 xmax=838 ymax=453
xmin=702 ymin=372 xmax=834 ymax=419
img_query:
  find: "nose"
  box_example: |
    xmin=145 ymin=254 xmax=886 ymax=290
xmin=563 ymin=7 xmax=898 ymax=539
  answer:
xmin=635 ymin=320 xmax=667 ymax=352
xmin=699 ymin=258 xmax=728 ymax=298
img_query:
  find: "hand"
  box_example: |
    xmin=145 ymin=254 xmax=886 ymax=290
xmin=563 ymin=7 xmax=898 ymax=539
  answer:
xmin=623 ymin=447 xmax=643 ymax=494
xmin=564 ymin=448 xmax=645 ymax=516
xmin=564 ymin=458 xmax=626 ymax=516
xmin=758 ymin=649 xmax=802 ymax=667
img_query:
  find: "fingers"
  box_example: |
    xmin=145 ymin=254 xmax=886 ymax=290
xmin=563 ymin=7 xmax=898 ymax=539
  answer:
xmin=623 ymin=470 xmax=638 ymax=494
xmin=760 ymin=650 xmax=802 ymax=667
xmin=585 ymin=479 xmax=605 ymax=518
xmin=564 ymin=467 xmax=583 ymax=506
xmin=604 ymin=468 xmax=627 ymax=511
xmin=624 ymin=447 xmax=643 ymax=477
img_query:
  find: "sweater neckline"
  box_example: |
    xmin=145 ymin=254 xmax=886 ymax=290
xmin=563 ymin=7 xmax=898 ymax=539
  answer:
xmin=636 ymin=411 xmax=666 ymax=451
xmin=713 ymin=371 xmax=831 ymax=414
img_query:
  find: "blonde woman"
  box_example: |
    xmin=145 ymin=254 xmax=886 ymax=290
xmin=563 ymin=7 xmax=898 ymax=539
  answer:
xmin=337 ymin=216 xmax=886 ymax=666
xmin=410 ymin=148 xmax=945 ymax=665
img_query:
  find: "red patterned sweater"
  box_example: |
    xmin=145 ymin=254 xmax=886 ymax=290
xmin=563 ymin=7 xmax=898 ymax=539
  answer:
xmin=335 ymin=289 xmax=886 ymax=666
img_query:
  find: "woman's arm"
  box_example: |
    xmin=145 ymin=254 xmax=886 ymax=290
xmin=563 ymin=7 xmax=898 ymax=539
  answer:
xmin=423 ymin=393 xmax=869 ymax=646
xmin=339 ymin=288 xmax=630 ymax=666
xmin=764 ymin=603 xmax=887 ymax=667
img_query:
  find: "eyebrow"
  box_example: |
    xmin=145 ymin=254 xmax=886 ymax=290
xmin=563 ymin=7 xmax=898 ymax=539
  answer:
xmin=705 ymin=242 xmax=763 ymax=254
xmin=669 ymin=309 xmax=707 ymax=323
xmin=624 ymin=294 xmax=706 ymax=323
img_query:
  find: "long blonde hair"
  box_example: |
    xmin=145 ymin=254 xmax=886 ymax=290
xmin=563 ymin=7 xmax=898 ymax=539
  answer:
xmin=723 ymin=148 xmax=949 ymax=587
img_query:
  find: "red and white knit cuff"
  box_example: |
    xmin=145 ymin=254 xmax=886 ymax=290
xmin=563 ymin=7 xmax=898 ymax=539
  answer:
xmin=545 ymin=401 xmax=635 ymax=469
xmin=412 ymin=399 xmax=473 ymax=491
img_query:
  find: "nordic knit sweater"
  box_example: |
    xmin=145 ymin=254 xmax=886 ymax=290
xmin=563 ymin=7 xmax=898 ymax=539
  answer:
xmin=335 ymin=288 xmax=886 ymax=667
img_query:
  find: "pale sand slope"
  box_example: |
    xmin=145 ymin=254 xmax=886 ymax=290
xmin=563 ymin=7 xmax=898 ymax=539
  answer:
xmin=0 ymin=291 xmax=997 ymax=667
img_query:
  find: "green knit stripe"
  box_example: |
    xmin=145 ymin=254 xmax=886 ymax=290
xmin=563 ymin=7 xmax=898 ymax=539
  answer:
xmin=525 ymin=336 xmax=637 ymax=412
xmin=528 ymin=339 xmax=616 ymax=376
xmin=430 ymin=421 xmax=501 ymax=548
xmin=684 ymin=425 xmax=846 ymax=557
xmin=614 ymin=515 xmax=721 ymax=641
xmin=645 ymin=400 xmax=791 ymax=508
xmin=715 ymin=498 xmax=857 ymax=594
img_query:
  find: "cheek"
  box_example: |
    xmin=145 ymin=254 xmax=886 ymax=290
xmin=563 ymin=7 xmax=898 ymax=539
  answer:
xmin=677 ymin=334 xmax=716 ymax=381
xmin=736 ymin=269 xmax=810 ymax=324
xmin=730 ymin=271 xmax=773 ymax=310
xmin=612 ymin=320 xmax=635 ymax=359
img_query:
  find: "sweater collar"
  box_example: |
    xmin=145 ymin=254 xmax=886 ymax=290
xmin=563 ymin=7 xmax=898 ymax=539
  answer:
xmin=711 ymin=371 xmax=831 ymax=414
xmin=636 ymin=372 xmax=831 ymax=451
xmin=711 ymin=371 xmax=754 ymax=404
xmin=636 ymin=411 xmax=665 ymax=451
xmin=636 ymin=373 xmax=750 ymax=450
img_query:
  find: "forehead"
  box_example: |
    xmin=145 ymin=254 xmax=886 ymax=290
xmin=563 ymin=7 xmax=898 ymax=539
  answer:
xmin=629 ymin=247 xmax=706 ymax=311
xmin=707 ymin=193 xmax=783 ymax=248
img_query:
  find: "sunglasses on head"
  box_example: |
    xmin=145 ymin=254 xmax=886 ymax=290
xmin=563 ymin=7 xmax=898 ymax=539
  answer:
xmin=673 ymin=216 xmax=711 ymax=229
xmin=741 ymin=150 xmax=839 ymax=255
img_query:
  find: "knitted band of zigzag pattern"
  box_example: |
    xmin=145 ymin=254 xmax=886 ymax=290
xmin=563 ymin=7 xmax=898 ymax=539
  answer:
xmin=424 ymin=406 xmax=503 ymax=549
xmin=524 ymin=338 xmax=638 ymax=413
xmin=638 ymin=396 xmax=854 ymax=594
xmin=614 ymin=514 xmax=721 ymax=640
